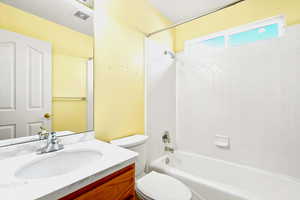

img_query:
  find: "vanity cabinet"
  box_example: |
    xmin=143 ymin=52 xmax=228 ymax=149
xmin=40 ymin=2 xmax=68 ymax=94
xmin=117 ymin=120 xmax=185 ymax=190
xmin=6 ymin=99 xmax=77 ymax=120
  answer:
xmin=60 ymin=164 xmax=136 ymax=200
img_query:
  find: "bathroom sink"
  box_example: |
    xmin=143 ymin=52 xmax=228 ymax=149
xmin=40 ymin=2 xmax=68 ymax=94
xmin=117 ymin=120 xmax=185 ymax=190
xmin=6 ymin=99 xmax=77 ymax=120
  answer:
xmin=15 ymin=150 xmax=102 ymax=179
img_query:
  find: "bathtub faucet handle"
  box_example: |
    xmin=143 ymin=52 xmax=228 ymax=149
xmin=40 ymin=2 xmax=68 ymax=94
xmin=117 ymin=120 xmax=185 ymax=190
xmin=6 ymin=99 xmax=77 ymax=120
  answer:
xmin=162 ymin=131 xmax=171 ymax=144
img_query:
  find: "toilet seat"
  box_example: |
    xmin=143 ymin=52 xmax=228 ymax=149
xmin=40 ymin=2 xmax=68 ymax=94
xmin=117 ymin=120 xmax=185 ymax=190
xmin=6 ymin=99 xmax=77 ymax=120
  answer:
xmin=136 ymin=171 xmax=192 ymax=200
xmin=136 ymin=189 xmax=154 ymax=200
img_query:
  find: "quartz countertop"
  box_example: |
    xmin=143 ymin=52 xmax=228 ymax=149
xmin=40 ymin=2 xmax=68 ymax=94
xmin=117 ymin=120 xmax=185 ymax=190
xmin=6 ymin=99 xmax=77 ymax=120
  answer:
xmin=0 ymin=134 xmax=138 ymax=200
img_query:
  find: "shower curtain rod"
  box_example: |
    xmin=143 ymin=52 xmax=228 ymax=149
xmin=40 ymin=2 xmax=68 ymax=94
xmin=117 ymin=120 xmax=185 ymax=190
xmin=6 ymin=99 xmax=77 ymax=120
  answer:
xmin=146 ymin=0 xmax=246 ymax=37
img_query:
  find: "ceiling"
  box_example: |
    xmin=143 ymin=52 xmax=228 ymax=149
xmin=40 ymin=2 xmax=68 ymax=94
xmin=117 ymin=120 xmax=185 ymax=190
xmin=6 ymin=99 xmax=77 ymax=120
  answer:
xmin=1 ymin=0 xmax=242 ymax=35
xmin=148 ymin=0 xmax=241 ymax=23
xmin=1 ymin=0 xmax=94 ymax=36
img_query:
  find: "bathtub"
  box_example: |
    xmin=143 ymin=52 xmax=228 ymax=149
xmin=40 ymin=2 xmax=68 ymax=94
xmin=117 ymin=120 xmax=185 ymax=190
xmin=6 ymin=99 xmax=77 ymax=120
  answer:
xmin=150 ymin=151 xmax=300 ymax=200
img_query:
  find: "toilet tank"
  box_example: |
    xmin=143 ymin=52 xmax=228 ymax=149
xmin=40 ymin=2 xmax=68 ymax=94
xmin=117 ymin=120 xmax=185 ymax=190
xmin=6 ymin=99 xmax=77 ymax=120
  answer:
xmin=110 ymin=135 xmax=149 ymax=177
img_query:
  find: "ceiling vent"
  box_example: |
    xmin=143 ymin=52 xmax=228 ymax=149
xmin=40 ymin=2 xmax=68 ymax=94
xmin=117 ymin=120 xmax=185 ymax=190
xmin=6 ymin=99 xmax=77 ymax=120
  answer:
xmin=74 ymin=11 xmax=90 ymax=20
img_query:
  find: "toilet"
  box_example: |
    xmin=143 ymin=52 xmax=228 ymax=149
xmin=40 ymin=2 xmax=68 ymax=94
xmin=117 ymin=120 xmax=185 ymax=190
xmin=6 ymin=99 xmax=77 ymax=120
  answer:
xmin=110 ymin=135 xmax=192 ymax=200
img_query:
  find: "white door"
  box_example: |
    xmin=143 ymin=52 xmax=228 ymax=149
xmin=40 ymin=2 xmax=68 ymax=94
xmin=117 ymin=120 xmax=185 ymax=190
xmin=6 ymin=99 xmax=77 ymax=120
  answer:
xmin=0 ymin=29 xmax=52 ymax=139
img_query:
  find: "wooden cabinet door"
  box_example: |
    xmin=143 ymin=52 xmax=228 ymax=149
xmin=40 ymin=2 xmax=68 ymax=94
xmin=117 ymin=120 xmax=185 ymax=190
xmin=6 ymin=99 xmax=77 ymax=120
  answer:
xmin=60 ymin=164 xmax=136 ymax=200
xmin=75 ymin=168 xmax=135 ymax=200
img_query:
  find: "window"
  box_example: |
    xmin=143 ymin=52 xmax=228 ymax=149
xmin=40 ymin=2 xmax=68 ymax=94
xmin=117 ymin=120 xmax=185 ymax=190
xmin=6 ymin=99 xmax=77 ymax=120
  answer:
xmin=186 ymin=16 xmax=284 ymax=49
xmin=201 ymin=36 xmax=225 ymax=48
xmin=228 ymin=23 xmax=279 ymax=46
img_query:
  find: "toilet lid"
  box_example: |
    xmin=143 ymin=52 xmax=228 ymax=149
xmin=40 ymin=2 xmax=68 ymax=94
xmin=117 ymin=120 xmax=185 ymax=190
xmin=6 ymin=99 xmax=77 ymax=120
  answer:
xmin=137 ymin=171 xmax=192 ymax=200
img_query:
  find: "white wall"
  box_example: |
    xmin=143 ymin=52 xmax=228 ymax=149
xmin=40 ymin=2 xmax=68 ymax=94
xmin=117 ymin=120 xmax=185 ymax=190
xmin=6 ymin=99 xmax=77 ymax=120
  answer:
xmin=177 ymin=24 xmax=300 ymax=179
xmin=146 ymin=39 xmax=176 ymax=163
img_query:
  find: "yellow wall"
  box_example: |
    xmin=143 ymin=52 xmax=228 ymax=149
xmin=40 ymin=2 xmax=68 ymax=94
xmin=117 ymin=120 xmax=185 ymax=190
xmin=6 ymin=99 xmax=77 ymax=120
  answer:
xmin=0 ymin=3 xmax=93 ymax=57
xmin=94 ymin=0 xmax=174 ymax=141
xmin=0 ymin=3 xmax=93 ymax=132
xmin=52 ymin=100 xmax=87 ymax=132
xmin=175 ymin=0 xmax=300 ymax=52
xmin=52 ymin=55 xmax=88 ymax=133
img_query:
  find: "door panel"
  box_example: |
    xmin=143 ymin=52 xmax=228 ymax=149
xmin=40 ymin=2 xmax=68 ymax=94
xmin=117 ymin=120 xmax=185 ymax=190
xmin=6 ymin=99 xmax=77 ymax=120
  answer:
xmin=0 ymin=29 xmax=51 ymax=139
xmin=27 ymin=122 xmax=44 ymax=136
xmin=0 ymin=42 xmax=16 ymax=111
xmin=27 ymin=46 xmax=44 ymax=110
xmin=0 ymin=124 xmax=16 ymax=140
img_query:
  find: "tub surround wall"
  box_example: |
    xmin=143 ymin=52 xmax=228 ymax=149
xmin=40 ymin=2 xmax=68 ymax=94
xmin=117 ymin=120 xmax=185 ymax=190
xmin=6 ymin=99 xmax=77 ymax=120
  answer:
xmin=177 ymin=24 xmax=300 ymax=179
xmin=145 ymin=39 xmax=176 ymax=162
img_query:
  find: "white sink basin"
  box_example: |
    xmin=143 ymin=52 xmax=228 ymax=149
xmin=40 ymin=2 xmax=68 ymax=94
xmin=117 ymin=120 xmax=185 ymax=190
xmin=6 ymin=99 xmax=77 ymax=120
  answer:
xmin=15 ymin=150 xmax=102 ymax=179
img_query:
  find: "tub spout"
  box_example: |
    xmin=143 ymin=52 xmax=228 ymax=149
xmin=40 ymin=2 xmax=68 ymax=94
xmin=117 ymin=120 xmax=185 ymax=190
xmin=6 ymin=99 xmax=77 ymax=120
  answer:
xmin=165 ymin=146 xmax=174 ymax=153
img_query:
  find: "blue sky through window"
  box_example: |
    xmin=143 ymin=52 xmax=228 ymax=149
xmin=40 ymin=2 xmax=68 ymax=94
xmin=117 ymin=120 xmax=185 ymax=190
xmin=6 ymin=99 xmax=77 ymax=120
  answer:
xmin=228 ymin=23 xmax=279 ymax=46
xmin=201 ymin=36 xmax=225 ymax=48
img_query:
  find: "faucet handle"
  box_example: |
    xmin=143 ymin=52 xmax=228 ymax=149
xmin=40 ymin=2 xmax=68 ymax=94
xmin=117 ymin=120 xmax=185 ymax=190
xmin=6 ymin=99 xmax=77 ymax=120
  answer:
xmin=38 ymin=131 xmax=64 ymax=154
xmin=162 ymin=131 xmax=171 ymax=144
xmin=38 ymin=126 xmax=49 ymax=140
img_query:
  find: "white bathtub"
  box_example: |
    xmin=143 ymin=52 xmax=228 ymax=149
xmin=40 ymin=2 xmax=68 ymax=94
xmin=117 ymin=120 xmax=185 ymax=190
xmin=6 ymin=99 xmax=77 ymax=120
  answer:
xmin=150 ymin=151 xmax=300 ymax=200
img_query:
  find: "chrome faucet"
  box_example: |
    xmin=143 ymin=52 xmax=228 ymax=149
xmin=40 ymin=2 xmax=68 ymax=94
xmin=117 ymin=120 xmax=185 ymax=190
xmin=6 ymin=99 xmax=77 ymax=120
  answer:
xmin=38 ymin=131 xmax=64 ymax=154
xmin=162 ymin=131 xmax=174 ymax=153
xmin=164 ymin=146 xmax=174 ymax=153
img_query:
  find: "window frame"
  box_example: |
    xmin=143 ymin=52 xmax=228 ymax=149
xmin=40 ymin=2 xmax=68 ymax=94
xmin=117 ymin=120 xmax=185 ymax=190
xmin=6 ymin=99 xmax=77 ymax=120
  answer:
xmin=185 ymin=15 xmax=285 ymax=49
